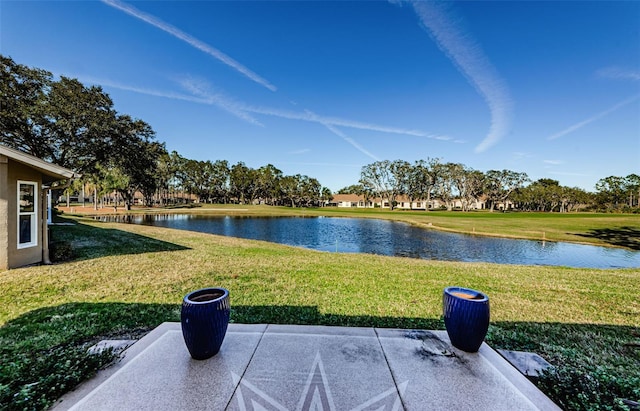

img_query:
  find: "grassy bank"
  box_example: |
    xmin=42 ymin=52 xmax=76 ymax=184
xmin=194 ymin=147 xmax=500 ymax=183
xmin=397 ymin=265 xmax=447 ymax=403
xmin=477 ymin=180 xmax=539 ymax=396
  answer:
xmin=1 ymin=214 xmax=639 ymax=410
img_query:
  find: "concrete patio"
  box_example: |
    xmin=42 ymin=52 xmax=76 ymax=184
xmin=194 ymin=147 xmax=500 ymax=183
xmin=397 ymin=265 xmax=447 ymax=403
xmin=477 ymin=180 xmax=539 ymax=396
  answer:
xmin=51 ymin=323 xmax=560 ymax=410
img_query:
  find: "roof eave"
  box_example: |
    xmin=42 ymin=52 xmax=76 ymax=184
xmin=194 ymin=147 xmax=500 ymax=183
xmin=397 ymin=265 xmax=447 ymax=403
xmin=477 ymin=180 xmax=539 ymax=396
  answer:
xmin=0 ymin=145 xmax=79 ymax=183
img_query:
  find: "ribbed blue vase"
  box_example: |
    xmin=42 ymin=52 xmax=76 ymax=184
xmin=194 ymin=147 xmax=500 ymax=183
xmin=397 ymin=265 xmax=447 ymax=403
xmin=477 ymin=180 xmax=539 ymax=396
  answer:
xmin=181 ymin=287 xmax=230 ymax=360
xmin=443 ymin=286 xmax=490 ymax=353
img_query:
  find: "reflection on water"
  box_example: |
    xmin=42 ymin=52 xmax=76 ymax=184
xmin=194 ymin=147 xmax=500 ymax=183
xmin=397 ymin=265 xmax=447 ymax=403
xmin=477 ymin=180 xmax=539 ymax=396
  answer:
xmin=96 ymin=215 xmax=640 ymax=269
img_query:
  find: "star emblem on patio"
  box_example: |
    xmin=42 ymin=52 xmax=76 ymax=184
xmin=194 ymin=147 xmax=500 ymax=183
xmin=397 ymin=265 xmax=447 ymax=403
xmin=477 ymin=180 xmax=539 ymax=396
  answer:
xmin=232 ymin=352 xmax=408 ymax=411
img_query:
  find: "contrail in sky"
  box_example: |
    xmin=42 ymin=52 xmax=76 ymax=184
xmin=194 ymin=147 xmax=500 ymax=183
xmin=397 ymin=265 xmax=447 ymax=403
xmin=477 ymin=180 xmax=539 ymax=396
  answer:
xmin=246 ymin=105 xmax=441 ymax=138
xmin=89 ymin=76 xmax=443 ymax=141
xmin=548 ymin=66 xmax=640 ymax=139
xmin=100 ymin=0 xmax=277 ymax=92
xmin=304 ymin=109 xmax=380 ymax=161
xmin=410 ymin=1 xmax=513 ymax=153
xmin=178 ymin=77 xmax=263 ymax=125
xmin=597 ymin=67 xmax=640 ymax=81
xmin=547 ymin=94 xmax=640 ymax=140
xmin=79 ymin=76 xmax=263 ymax=125
xmin=81 ymin=77 xmax=209 ymax=104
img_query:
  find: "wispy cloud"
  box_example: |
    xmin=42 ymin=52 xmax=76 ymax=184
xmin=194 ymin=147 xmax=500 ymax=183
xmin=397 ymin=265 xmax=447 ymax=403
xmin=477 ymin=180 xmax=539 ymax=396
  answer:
xmin=508 ymin=152 xmax=533 ymax=166
xmin=277 ymin=162 xmax=361 ymax=168
xmin=544 ymin=159 xmax=563 ymax=165
xmin=409 ymin=1 xmax=513 ymax=153
xmin=100 ymin=0 xmax=277 ymax=92
xmin=512 ymin=152 xmax=532 ymax=160
xmin=548 ymin=94 xmax=640 ymax=140
xmin=597 ymin=67 xmax=640 ymax=81
xmin=288 ymin=149 xmax=311 ymax=155
xmin=548 ymin=171 xmax=591 ymax=177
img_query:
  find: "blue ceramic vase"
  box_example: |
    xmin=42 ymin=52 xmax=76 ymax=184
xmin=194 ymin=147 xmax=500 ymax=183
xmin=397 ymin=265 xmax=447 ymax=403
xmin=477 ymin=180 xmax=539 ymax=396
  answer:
xmin=443 ymin=286 xmax=490 ymax=353
xmin=181 ymin=287 xmax=230 ymax=360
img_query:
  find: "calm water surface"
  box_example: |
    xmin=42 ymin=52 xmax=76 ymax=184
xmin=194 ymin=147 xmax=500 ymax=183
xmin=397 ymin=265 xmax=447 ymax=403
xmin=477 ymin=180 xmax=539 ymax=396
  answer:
xmin=99 ymin=214 xmax=640 ymax=269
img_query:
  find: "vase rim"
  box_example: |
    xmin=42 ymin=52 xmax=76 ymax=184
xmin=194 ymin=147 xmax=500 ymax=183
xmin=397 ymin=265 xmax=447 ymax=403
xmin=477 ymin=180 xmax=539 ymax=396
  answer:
xmin=444 ymin=286 xmax=488 ymax=302
xmin=184 ymin=287 xmax=229 ymax=304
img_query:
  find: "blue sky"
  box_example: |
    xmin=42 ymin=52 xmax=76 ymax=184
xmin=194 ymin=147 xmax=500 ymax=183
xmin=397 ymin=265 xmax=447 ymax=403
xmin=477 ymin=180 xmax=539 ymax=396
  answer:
xmin=1 ymin=1 xmax=639 ymax=192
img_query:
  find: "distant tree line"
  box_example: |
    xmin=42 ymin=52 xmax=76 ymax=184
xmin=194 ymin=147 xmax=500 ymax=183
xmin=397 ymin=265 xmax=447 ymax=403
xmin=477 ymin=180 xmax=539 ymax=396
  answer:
xmin=593 ymin=174 xmax=640 ymax=212
xmin=339 ymin=159 xmax=638 ymax=213
xmin=154 ymin=152 xmax=332 ymax=207
xmin=345 ymin=159 xmax=531 ymax=211
xmin=2 ymin=56 xmax=637 ymax=213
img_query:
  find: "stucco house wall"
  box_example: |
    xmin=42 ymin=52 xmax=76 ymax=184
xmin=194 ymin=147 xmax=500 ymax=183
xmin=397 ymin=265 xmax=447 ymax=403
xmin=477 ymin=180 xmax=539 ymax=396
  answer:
xmin=1 ymin=157 xmax=43 ymax=268
xmin=0 ymin=154 xmax=8 ymax=270
xmin=0 ymin=145 xmax=76 ymax=270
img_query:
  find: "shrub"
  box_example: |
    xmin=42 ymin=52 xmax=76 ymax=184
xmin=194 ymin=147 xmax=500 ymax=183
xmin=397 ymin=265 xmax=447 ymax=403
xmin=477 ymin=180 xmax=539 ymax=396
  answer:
xmin=0 ymin=344 xmax=115 ymax=411
xmin=537 ymin=366 xmax=640 ymax=411
xmin=49 ymin=241 xmax=73 ymax=262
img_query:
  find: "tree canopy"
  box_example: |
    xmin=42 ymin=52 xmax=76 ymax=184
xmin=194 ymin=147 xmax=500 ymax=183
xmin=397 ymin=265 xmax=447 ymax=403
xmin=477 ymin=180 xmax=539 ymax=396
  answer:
xmin=1 ymin=55 xmax=166 ymax=208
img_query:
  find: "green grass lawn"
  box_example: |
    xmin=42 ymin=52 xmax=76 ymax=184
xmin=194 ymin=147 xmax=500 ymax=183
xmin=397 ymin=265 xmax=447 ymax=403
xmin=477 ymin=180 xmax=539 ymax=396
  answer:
xmin=1 ymin=209 xmax=639 ymax=410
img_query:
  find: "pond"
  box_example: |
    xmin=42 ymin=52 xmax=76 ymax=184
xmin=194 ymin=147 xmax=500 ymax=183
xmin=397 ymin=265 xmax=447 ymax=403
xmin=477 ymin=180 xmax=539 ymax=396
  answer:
xmin=96 ymin=214 xmax=640 ymax=269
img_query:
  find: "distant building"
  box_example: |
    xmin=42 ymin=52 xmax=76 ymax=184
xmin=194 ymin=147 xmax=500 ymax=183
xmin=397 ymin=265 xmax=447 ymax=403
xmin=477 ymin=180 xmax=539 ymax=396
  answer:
xmin=329 ymin=194 xmax=376 ymax=208
xmin=329 ymin=194 xmax=490 ymax=210
xmin=0 ymin=145 xmax=77 ymax=270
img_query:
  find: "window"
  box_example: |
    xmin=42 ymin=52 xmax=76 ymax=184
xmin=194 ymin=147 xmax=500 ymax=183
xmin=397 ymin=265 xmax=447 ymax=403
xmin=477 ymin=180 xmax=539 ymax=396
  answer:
xmin=18 ymin=181 xmax=37 ymax=248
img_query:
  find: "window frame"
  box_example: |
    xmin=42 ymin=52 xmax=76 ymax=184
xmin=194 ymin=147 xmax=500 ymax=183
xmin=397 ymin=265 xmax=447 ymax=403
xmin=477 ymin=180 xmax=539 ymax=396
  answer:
xmin=17 ymin=180 xmax=38 ymax=249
